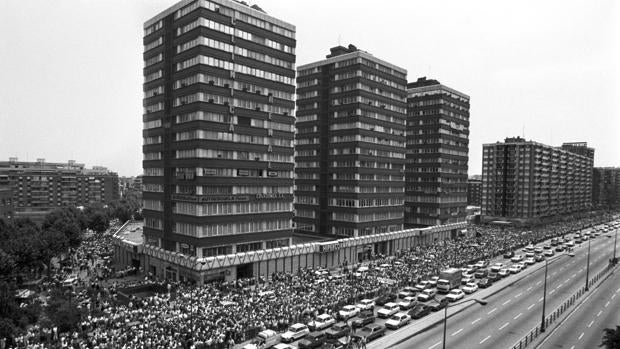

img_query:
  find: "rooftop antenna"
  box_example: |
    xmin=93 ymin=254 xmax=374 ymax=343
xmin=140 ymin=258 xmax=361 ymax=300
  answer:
xmin=522 ymin=124 xmax=525 ymax=139
xmin=338 ymin=34 xmax=341 ymax=46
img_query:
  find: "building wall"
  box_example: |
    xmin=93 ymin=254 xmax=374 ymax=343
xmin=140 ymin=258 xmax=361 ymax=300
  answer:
xmin=142 ymin=0 xmax=297 ymax=256
xmin=294 ymin=45 xmax=407 ymax=237
xmin=405 ymin=77 xmax=470 ymax=227
xmin=481 ymin=137 xmax=594 ymax=221
xmin=467 ymin=179 xmax=482 ymax=206
xmin=592 ymin=167 xmax=620 ymax=209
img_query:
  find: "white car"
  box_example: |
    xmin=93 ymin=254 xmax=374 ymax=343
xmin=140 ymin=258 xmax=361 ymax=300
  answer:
xmin=308 ymin=313 xmax=336 ymax=331
xmin=509 ymin=265 xmax=521 ymax=274
xmin=385 ymin=312 xmax=411 ymax=329
xmin=273 ymin=344 xmax=295 ymax=349
xmin=428 ymin=276 xmax=440 ymax=287
xmin=461 ymin=275 xmax=475 ymax=285
xmin=462 ymin=282 xmax=478 ymax=294
xmin=356 ymin=299 xmax=375 ymax=311
xmin=544 ymin=250 xmax=554 ymax=257
xmin=417 ymin=288 xmax=437 ymax=302
xmin=414 ymin=281 xmax=431 ymax=291
xmin=490 ymin=263 xmax=504 ymax=272
xmin=446 ymin=289 xmax=465 ymax=302
xmin=338 ymin=305 xmax=360 ymax=320
xmin=281 ymin=323 xmax=310 ymax=343
xmin=398 ymin=296 xmax=417 ymax=310
xmin=498 ymin=268 xmax=510 ymax=277
xmin=474 ymin=260 xmax=487 ymax=269
xmin=511 ymin=255 xmax=524 ymax=263
xmin=378 ymin=302 xmax=400 ymax=318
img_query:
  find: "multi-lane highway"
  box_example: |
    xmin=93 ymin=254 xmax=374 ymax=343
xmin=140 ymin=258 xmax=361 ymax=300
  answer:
xmin=385 ymin=229 xmax=617 ymax=349
xmin=535 ymin=260 xmax=620 ymax=349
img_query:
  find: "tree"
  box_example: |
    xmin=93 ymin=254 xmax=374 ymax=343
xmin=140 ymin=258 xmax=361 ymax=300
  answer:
xmin=42 ymin=207 xmax=84 ymax=248
xmin=600 ymin=326 xmax=620 ymax=349
xmin=87 ymin=211 xmax=109 ymax=234
xmin=46 ymin=289 xmax=82 ymax=333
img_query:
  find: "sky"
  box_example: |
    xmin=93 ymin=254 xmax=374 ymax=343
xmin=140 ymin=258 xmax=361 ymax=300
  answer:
xmin=0 ymin=0 xmax=618 ymax=177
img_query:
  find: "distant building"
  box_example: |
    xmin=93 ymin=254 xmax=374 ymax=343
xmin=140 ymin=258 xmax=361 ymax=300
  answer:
xmin=467 ymin=178 xmax=482 ymax=206
xmin=0 ymin=185 xmax=13 ymax=218
xmin=294 ymin=44 xmax=407 ymax=237
xmin=0 ymin=158 xmax=120 ymax=222
xmin=481 ymin=137 xmax=594 ymax=223
xmin=592 ymin=167 xmax=620 ymax=209
xmin=405 ymin=77 xmax=470 ymax=227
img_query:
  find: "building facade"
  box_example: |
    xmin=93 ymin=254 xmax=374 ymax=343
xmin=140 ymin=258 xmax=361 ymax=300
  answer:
xmin=142 ymin=0 xmax=296 ymax=260
xmin=481 ymin=137 xmax=594 ymax=222
xmin=404 ymin=77 xmax=470 ymax=227
xmin=0 ymin=158 xmax=119 ymax=222
xmin=592 ymin=167 xmax=620 ymax=209
xmin=467 ymin=178 xmax=482 ymax=206
xmin=294 ymin=45 xmax=407 ymax=237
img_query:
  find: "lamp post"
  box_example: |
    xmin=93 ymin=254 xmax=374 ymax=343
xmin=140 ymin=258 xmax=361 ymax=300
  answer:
xmin=540 ymin=257 xmax=549 ymax=332
xmin=435 ymin=297 xmax=487 ymax=349
xmin=613 ymin=227 xmax=618 ymax=264
xmin=585 ymin=237 xmax=591 ymax=291
xmin=191 ymin=260 xmax=207 ymax=342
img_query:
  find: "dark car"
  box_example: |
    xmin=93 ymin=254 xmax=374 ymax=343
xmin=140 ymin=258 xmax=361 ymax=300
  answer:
xmin=534 ymin=254 xmax=545 ymax=262
xmin=503 ymin=251 xmax=515 ymax=259
xmin=408 ymin=304 xmax=431 ymax=319
xmin=375 ymin=293 xmax=397 ymax=306
xmin=356 ymin=324 xmax=386 ymax=343
xmin=477 ymin=278 xmax=492 ymax=288
xmin=318 ymin=338 xmax=346 ymax=349
xmin=352 ymin=311 xmax=375 ymax=328
xmin=487 ymin=272 xmax=500 ymax=282
xmin=474 ymin=269 xmax=488 ymax=279
xmin=325 ymin=323 xmax=350 ymax=340
xmin=298 ymin=332 xmax=326 ymax=349
xmin=427 ymin=298 xmax=449 ymax=312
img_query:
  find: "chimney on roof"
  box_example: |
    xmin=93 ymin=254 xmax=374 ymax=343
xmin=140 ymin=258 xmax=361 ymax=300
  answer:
xmin=326 ymin=44 xmax=359 ymax=58
xmin=9 ymin=157 xmax=17 ymax=162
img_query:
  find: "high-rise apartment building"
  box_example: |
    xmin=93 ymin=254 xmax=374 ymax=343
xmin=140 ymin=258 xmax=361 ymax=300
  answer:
xmin=467 ymin=178 xmax=482 ymax=206
xmin=294 ymin=45 xmax=407 ymax=237
xmin=142 ymin=0 xmax=296 ymax=258
xmin=481 ymin=137 xmax=594 ymax=222
xmin=592 ymin=167 xmax=620 ymax=209
xmin=0 ymin=158 xmax=119 ymax=222
xmin=404 ymin=77 xmax=470 ymax=227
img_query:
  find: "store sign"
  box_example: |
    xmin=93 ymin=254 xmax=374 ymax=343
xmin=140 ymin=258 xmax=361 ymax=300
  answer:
xmin=172 ymin=194 xmax=250 ymax=202
xmin=317 ymin=241 xmax=341 ymax=253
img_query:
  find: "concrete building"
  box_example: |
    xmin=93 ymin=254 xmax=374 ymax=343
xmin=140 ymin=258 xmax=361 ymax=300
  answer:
xmin=141 ymin=0 xmax=297 ymax=268
xmin=467 ymin=178 xmax=482 ymax=206
xmin=294 ymin=44 xmax=407 ymax=237
xmin=481 ymin=137 xmax=594 ymax=223
xmin=592 ymin=167 xmax=620 ymax=209
xmin=0 ymin=158 xmax=119 ymax=222
xmin=405 ymin=77 xmax=470 ymax=227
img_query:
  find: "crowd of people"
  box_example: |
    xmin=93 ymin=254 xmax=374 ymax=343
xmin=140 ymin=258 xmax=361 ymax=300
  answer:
xmin=4 ymin=214 xmax=613 ymax=349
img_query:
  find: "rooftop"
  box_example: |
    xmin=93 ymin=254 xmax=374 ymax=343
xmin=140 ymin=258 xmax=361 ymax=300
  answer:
xmin=114 ymin=221 xmax=144 ymax=246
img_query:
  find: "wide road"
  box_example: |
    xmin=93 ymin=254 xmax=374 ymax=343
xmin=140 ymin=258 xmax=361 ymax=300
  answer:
xmin=388 ymin=231 xmax=618 ymax=349
xmin=534 ymin=263 xmax=620 ymax=349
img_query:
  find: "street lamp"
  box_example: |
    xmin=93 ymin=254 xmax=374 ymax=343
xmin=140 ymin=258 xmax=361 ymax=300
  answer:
xmin=612 ymin=227 xmax=618 ymax=264
xmin=540 ymin=257 xmax=549 ymax=332
xmin=190 ymin=260 xmax=207 ymax=342
xmin=434 ymin=297 xmax=487 ymax=349
xmin=585 ymin=237 xmax=591 ymax=291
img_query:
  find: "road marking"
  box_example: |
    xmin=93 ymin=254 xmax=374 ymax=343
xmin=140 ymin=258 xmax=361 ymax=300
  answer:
xmin=578 ymin=332 xmax=584 ymax=340
xmin=539 ymin=297 xmax=544 ymax=302
xmin=570 ymin=346 xmax=575 ymax=349
xmin=480 ymin=335 xmax=491 ymax=344
xmin=472 ymin=318 xmax=481 ymax=324
xmin=514 ymin=313 xmax=522 ymax=320
xmin=572 ymin=273 xmax=577 ymax=278
xmin=616 ymin=287 xmax=620 ymax=293
xmin=550 ymin=290 xmax=555 ymax=295
xmin=503 ymin=300 xmax=511 ymax=305
xmin=428 ymin=341 xmax=441 ymax=349
xmin=564 ymin=279 xmax=570 ymax=284
xmin=528 ymin=303 xmax=536 ymax=310
xmin=488 ymin=308 xmax=497 ymax=315
xmin=515 ymin=292 xmax=523 ymax=298
xmin=588 ymin=320 xmax=594 ymax=328
xmin=612 ymin=294 xmax=616 ymax=300
xmin=552 ymin=272 xmax=557 ymax=276
xmin=536 ymin=281 xmax=542 ymax=285
xmin=597 ymin=310 xmax=602 ymax=317
xmin=527 ymin=287 xmax=532 ymax=291
xmin=499 ymin=322 xmax=510 ymax=330
xmin=606 ymin=301 xmax=610 ymax=307
xmin=451 ymin=328 xmax=463 ymax=336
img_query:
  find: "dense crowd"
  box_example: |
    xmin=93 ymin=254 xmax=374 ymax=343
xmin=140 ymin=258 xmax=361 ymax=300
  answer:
xmin=5 ymin=214 xmax=612 ymax=349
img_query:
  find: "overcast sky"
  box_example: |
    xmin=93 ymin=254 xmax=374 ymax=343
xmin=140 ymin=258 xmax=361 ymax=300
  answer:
xmin=0 ymin=0 xmax=618 ymax=176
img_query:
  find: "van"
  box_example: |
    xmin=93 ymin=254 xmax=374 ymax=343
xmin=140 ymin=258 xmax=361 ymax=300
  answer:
xmin=243 ymin=329 xmax=281 ymax=349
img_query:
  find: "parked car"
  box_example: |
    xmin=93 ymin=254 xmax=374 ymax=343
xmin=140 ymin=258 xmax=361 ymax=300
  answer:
xmin=355 ymin=299 xmax=375 ymax=311
xmin=525 ymin=257 xmax=536 ymax=265
xmin=474 ymin=269 xmax=488 ymax=279
xmin=338 ymin=305 xmax=359 ymax=320
xmin=281 ymin=323 xmax=310 ymax=343
xmin=503 ymin=251 xmax=515 ymax=259
xmin=242 ymin=329 xmax=281 ymax=349
xmin=511 ymin=255 xmax=524 ymax=263
xmin=490 ymin=263 xmax=504 ymax=272
xmin=428 ymin=276 xmax=440 ymax=287
xmin=385 ymin=312 xmax=411 ymax=329
xmin=534 ymin=254 xmax=545 ymax=262
xmin=375 ymin=293 xmax=397 ymax=306
xmin=273 ymin=344 xmax=295 ymax=349
xmin=487 ymin=272 xmax=500 ymax=282
xmin=478 ymin=278 xmax=492 ymax=288
xmin=446 ymin=289 xmax=465 ymax=302
xmin=398 ymin=286 xmax=418 ymax=299
xmin=377 ymin=302 xmax=401 ymax=318
xmin=308 ymin=314 xmax=336 ymax=331
xmin=325 ymin=323 xmax=350 ymax=340
xmin=409 ymin=304 xmax=431 ymax=319
xmin=509 ymin=265 xmax=521 ymax=274
xmin=352 ymin=311 xmax=375 ymax=328
xmin=474 ymin=260 xmax=488 ymax=269
xmin=398 ymin=296 xmax=417 ymax=310
xmin=414 ymin=281 xmax=431 ymax=292
xmin=462 ymin=282 xmax=479 ymax=294
xmin=355 ymin=324 xmax=386 ymax=342
xmin=417 ymin=288 xmax=437 ymax=302
xmin=427 ymin=298 xmax=449 ymax=312
xmin=498 ymin=268 xmax=510 ymax=277
xmin=544 ymin=250 xmax=554 ymax=257
xmin=298 ymin=332 xmax=326 ymax=349
xmin=461 ymin=274 xmax=475 ymax=285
